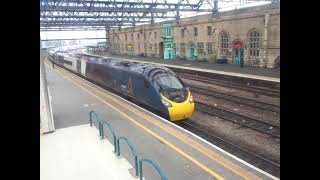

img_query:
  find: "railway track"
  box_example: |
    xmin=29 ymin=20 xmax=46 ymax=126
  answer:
xmin=177 ymin=120 xmax=280 ymax=178
xmin=188 ymin=84 xmax=280 ymax=113
xmin=195 ymin=101 xmax=280 ymax=138
xmin=175 ymin=72 xmax=280 ymax=98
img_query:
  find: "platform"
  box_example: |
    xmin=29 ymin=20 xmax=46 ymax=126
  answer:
xmin=41 ymin=61 xmax=279 ymax=180
xmin=87 ymin=52 xmax=280 ymax=82
xmin=40 ymin=125 xmax=137 ymax=180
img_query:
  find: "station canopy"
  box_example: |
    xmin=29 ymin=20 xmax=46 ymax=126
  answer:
xmin=40 ymin=0 xmax=275 ymax=31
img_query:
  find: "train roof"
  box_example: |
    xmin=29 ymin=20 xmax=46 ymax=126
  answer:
xmin=81 ymin=54 xmax=175 ymax=80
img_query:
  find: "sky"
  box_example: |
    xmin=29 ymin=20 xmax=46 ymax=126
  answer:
xmin=40 ymin=0 xmax=272 ymax=40
xmin=40 ymin=30 xmax=106 ymax=40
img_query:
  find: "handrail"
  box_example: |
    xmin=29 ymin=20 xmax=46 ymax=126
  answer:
xmin=89 ymin=111 xmax=167 ymax=179
xmin=116 ymin=137 xmax=139 ymax=177
xmin=102 ymin=121 xmax=117 ymax=153
xmin=89 ymin=111 xmax=103 ymax=139
xmin=90 ymin=111 xmax=117 ymax=152
xmin=139 ymin=159 xmax=167 ymax=180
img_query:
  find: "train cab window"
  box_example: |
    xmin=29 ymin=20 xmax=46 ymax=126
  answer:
xmin=154 ymin=75 xmax=184 ymax=92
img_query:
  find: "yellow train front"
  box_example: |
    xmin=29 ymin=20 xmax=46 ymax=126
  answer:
xmin=145 ymin=67 xmax=195 ymax=121
xmin=160 ymin=89 xmax=195 ymax=121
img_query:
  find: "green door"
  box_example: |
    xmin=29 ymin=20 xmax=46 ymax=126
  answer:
xmin=239 ymin=48 xmax=244 ymax=66
xmin=233 ymin=48 xmax=241 ymax=65
xmin=190 ymin=48 xmax=195 ymax=61
xmin=233 ymin=48 xmax=244 ymax=65
xmin=168 ymin=49 xmax=172 ymax=59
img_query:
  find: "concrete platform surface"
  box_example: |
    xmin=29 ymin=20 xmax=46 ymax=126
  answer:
xmin=40 ymin=124 xmax=137 ymax=180
xmin=43 ymin=62 xmax=279 ymax=180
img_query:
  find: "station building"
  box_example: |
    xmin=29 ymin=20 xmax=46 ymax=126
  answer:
xmin=107 ymin=2 xmax=280 ymax=68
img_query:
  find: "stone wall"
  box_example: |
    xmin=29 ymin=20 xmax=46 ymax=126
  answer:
xmin=108 ymin=2 xmax=280 ymax=68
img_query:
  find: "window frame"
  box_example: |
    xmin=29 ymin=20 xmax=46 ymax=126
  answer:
xmin=197 ymin=42 xmax=204 ymax=54
xmin=220 ymin=32 xmax=229 ymax=56
xmin=248 ymin=30 xmax=261 ymax=58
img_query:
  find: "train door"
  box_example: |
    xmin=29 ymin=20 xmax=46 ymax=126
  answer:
xmin=117 ymin=69 xmax=129 ymax=93
xmin=76 ymin=60 xmax=81 ymax=74
xmin=132 ymin=75 xmax=158 ymax=107
xmin=131 ymin=75 xmax=145 ymax=101
xmin=57 ymin=55 xmax=64 ymax=65
xmin=80 ymin=60 xmax=87 ymax=76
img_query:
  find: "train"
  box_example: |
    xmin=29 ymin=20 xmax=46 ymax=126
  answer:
xmin=48 ymin=47 xmax=195 ymax=121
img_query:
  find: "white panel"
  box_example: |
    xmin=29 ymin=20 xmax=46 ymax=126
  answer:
xmin=40 ymin=125 xmax=137 ymax=180
xmin=81 ymin=60 xmax=87 ymax=76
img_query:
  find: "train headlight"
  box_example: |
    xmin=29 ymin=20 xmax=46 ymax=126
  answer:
xmin=161 ymin=98 xmax=172 ymax=107
xmin=189 ymin=95 xmax=194 ymax=103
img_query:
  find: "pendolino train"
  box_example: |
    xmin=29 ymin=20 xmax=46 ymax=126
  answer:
xmin=48 ymin=47 xmax=195 ymax=121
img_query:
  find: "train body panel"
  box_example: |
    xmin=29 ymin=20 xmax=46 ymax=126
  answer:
xmin=80 ymin=60 xmax=87 ymax=76
xmin=57 ymin=54 xmax=64 ymax=66
xmin=63 ymin=56 xmax=77 ymax=72
xmin=76 ymin=59 xmax=81 ymax=74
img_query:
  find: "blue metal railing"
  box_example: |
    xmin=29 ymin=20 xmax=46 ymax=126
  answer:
xmin=89 ymin=111 xmax=104 ymax=139
xmin=139 ymin=158 xmax=167 ymax=180
xmin=103 ymin=121 xmax=117 ymax=153
xmin=116 ymin=137 xmax=139 ymax=176
xmin=90 ymin=111 xmax=117 ymax=152
xmin=89 ymin=111 xmax=167 ymax=179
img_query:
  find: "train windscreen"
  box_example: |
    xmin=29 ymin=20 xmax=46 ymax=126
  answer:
xmin=154 ymin=75 xmax=184 ymax=91
xmin=155 ymin=75 xmax=188 ymax=103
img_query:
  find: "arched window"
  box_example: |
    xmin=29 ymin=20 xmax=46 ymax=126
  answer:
xmin=220 ymin=32 xmax=229 ymax=56
xmin=248 ymin=30 xmax=261 ymax=58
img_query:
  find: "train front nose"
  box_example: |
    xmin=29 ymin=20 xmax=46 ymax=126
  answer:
xmin=161 ymin=92 xmax=195 ymax=121
xmin=168 ymin=100 xmax=194 ymax=121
